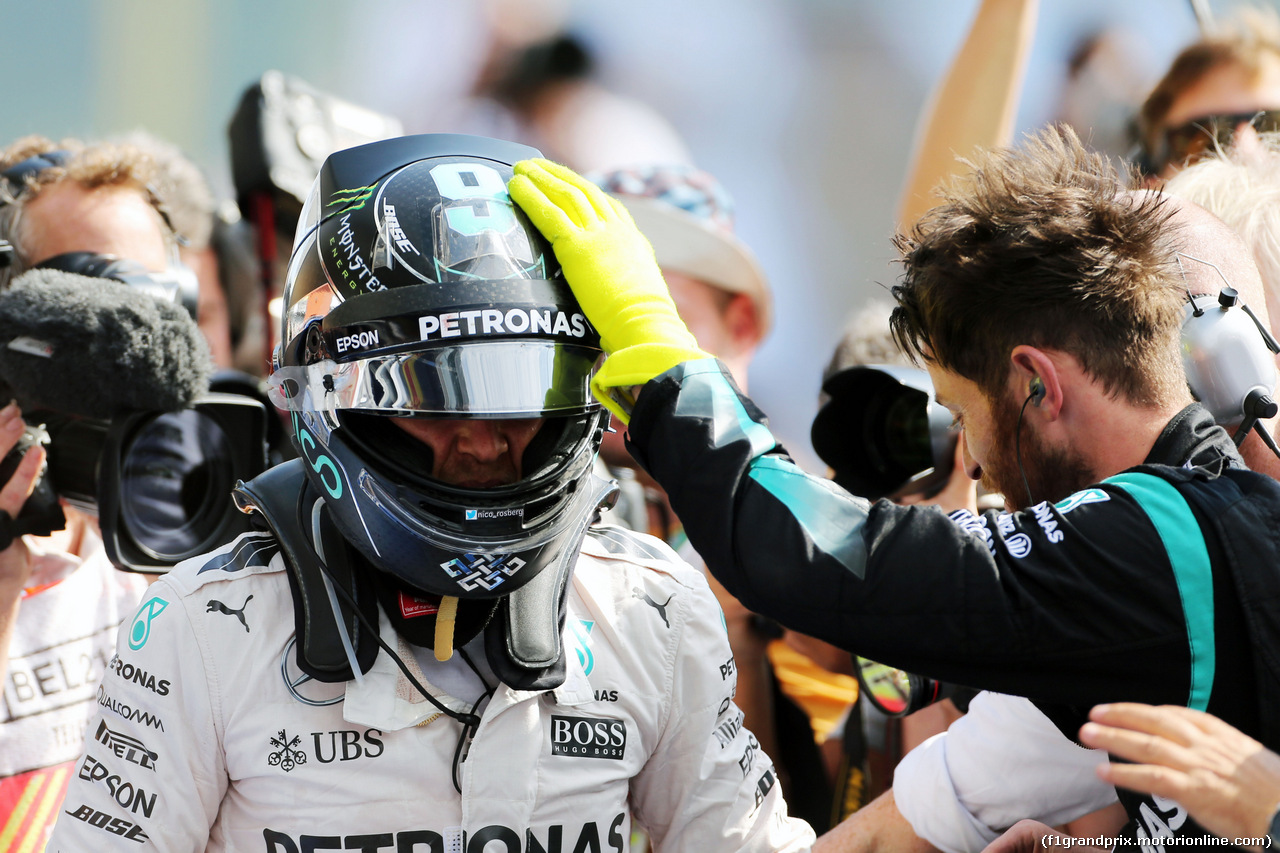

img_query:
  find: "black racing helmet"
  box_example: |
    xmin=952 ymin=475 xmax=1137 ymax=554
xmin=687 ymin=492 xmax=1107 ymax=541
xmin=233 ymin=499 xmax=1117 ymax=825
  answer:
xmin=267 ymin=134 xmax=607 ymax=600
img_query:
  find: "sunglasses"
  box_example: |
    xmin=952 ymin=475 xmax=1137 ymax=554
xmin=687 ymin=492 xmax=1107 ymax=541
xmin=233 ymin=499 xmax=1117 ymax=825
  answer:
xmin=1152 ymin=109 xmax=1280 ymax=173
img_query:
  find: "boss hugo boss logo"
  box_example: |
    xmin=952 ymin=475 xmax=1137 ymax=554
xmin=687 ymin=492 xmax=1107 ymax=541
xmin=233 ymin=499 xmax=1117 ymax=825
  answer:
xmin=550 ymin=715 xmax=627 ymax=760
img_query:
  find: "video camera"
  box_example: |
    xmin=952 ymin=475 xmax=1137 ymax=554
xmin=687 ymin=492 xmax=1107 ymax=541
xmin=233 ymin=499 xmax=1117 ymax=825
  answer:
xmin=810 ymin=364 xmax=956 ymax=501
xmin=0 ymin=267 xmax=269 ymax=573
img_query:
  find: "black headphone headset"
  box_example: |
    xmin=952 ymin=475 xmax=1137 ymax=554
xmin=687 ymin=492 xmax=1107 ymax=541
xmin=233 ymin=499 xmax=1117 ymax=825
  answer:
xmin=1029 ymin=376 xmax=1046 ymax=407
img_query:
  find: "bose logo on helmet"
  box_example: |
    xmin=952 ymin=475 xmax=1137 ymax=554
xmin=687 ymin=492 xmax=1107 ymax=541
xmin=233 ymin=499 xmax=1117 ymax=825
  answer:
xmin=419 ymin=308 xmax=591 ymax=341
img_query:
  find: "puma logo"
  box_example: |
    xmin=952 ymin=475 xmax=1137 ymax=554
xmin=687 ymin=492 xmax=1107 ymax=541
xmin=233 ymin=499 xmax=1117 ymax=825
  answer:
xmin=207 ymin=596 xmax=253 ymax=632
xmin=632 ymin=588 xmax=673 ymax=629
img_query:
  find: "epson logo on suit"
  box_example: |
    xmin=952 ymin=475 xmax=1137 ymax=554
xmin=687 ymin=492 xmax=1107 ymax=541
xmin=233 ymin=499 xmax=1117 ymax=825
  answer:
xmin=550 ymin=715 xmax=626 ymax=760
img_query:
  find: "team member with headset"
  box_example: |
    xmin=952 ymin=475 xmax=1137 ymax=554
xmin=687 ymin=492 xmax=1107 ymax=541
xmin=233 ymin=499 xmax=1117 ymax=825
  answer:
xmin=47 ymin=134 xmax=813 ymax=851
xmin=506 ymin=125 xmax=1280 ymax=848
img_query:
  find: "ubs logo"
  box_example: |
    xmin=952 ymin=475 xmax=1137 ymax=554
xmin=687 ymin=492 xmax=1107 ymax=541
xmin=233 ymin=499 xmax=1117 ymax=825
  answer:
xmin=268 ymin=729 xmax=307 ymax=772
xmin=312 ymin=729 xmax=385 ymax=763
xmin=550 ymin=715 xmax=627 ymax=760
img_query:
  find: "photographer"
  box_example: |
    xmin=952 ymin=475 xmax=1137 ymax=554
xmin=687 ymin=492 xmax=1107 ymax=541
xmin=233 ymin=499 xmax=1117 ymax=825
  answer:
xmin=508 ymin=126 xmax=1280 ymax=848
xmin=0 ymin=135 xmax=211 ymax=850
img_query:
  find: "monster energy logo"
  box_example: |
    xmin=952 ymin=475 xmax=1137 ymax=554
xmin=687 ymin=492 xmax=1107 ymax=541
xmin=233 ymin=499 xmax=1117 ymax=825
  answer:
xmin=327 ymin=184 xmax=376 ymax=212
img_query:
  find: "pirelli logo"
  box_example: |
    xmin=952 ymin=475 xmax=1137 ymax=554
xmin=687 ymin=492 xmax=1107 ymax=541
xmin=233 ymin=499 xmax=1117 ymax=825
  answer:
xmin=550 ymin=715 xmax=627 ymax=760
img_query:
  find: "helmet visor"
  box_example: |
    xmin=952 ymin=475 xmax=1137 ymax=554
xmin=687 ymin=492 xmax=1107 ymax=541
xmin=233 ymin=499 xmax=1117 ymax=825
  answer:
xmin=268 ymin=340 xmax=601 ymax=417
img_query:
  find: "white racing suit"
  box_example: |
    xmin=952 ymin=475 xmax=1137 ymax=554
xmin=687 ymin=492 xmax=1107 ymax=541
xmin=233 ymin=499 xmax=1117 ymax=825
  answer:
xmin=47 ymin=524 xmax=815 ymax=852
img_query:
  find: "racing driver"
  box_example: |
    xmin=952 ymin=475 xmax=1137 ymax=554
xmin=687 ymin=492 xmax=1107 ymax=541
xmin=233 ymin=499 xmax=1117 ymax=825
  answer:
xmin=47 ymin=134 xmax=814 ymax=852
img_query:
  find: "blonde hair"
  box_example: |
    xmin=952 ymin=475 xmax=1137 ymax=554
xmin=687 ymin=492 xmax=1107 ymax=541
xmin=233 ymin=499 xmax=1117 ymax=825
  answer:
xmin=1141 ymin=7 xmax=1280 ymax=152
xmin=1165 ymin=131 xmax=1280 ymax=311
xmin=0 ymin=135 xmax=170 ymax=287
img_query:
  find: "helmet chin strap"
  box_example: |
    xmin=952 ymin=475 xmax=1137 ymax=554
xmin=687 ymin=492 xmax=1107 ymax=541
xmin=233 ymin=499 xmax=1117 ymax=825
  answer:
xmin=482 ymin=474 xmax=620 ymax=690
xmin=434 ymin=596 xmax=459 ymax=662
xmin=312 ymin=498 xmax=367 ymax=687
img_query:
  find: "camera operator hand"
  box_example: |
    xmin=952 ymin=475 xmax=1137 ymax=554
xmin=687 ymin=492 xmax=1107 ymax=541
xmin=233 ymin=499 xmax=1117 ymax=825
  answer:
xmin=0 ymin=401 xmax=50 ymax=685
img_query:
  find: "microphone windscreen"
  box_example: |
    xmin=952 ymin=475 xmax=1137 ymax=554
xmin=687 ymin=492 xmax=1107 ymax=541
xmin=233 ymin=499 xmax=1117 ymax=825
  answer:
xmin=0 ymin=269 xmax=212 ymax=418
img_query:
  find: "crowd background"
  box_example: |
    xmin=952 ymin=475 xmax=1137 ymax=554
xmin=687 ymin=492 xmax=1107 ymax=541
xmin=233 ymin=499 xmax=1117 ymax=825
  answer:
xmin=0 ymin=0 xmax=1237 ymax=466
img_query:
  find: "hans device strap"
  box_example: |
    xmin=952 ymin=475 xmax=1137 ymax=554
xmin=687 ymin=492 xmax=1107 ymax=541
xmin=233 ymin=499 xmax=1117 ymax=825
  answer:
xmin=233 ymin=460 xmax=379 ymax=682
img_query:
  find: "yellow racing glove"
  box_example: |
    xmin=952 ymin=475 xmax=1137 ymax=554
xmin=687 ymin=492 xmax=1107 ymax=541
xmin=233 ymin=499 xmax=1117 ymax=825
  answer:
xmin=509 ymin=158 xmax=710 ymax=423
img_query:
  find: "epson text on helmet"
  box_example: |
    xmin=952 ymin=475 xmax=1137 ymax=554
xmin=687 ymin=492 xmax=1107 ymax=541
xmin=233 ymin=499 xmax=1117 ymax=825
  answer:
xmin=419 ymin=308 xmax=590 ymax=340
xmin=335 ymin=330 xmax=381 ymax=354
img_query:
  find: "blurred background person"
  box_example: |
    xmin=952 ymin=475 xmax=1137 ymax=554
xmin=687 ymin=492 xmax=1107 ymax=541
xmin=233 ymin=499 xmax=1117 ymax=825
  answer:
xmin=1136 ymin=7 xmax=1280 ymax=179
xmin=0 ymin=134 xmax=211 ymax=850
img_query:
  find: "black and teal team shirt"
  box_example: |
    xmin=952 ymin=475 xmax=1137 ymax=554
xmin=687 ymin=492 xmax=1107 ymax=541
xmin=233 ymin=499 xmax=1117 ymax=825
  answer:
xmin=629 ymin=358 xmax=1278 ymax=850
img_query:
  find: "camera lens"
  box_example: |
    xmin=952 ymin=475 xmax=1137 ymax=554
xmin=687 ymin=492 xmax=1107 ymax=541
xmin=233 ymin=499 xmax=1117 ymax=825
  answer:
xmin=881 ymin=393 xmax=932 ymax=472
xmin=119 ymin=410 xmax=234 ymax=561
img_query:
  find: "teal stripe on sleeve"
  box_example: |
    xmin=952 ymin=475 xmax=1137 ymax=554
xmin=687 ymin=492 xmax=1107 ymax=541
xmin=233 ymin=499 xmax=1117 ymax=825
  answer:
xmin=748 ymin=456 xmax=869 ymax=577
xmin=672 ymin=359 xmax=776 ymax=457
xmin=1106 ymin=472 xmax=1215 ymax=711
xmin=673 ymin=360 xmax=871 ymax=575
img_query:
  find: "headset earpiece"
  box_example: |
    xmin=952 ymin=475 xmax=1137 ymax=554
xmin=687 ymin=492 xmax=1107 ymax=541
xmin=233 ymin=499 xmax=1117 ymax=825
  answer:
xmin=1029 ymin=377 xmax=1046 ymax=406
